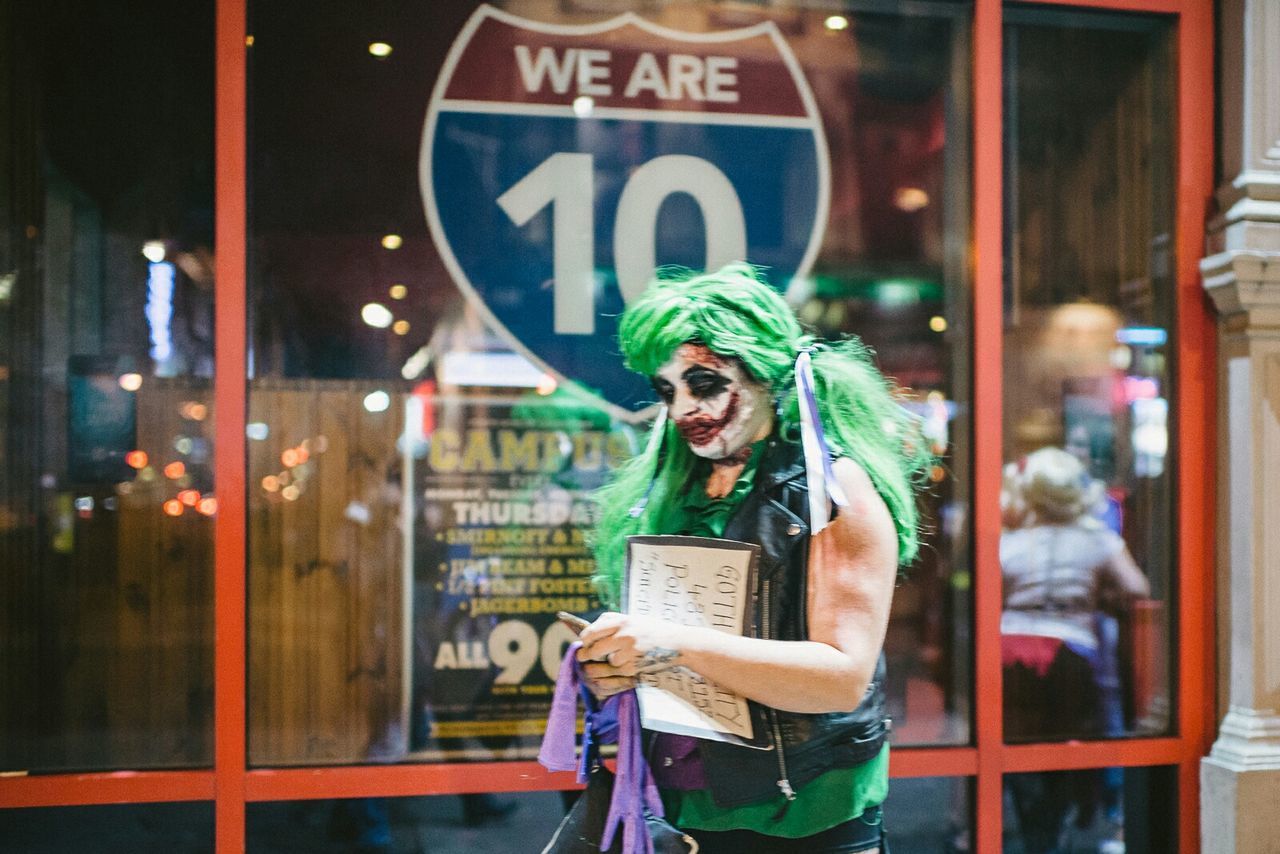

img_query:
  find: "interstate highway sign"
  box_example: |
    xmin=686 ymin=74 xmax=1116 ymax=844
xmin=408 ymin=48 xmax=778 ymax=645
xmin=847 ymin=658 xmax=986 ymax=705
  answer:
xmin=420 ymin=5 xmax=830 ymax=419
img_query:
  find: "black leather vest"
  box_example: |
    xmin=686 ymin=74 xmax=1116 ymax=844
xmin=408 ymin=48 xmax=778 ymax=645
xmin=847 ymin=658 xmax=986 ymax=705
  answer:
xmin=695 ymin=438 xmax=889 ymax=809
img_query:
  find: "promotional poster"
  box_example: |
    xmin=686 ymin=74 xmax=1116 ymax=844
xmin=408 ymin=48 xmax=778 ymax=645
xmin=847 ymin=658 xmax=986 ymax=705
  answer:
xmin=408 ymin=391 xmax=633 ymax=760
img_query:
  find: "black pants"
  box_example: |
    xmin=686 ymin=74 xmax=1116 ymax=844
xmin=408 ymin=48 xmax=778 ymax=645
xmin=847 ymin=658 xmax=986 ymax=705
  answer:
xmin=684 ymin=804 xmax=887 ymax=854
xmin=1004 ymin=646 xmax=1103 ymax=853
xmin=1004 ymin=645 xmax=1100 ymax=743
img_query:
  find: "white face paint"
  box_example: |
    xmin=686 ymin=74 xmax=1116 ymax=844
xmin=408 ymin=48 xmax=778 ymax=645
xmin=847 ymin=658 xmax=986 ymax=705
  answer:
xmin=652 ymin=343 xmax=773 ymax=460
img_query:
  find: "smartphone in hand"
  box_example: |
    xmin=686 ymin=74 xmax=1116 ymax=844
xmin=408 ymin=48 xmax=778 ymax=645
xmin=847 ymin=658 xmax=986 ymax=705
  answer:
xmin=556 ymin=611 xmax=591 ymax=636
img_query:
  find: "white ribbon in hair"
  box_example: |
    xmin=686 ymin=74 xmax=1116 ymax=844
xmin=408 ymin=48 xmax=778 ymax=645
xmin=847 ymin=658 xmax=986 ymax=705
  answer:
xmin=795 ymin=349 xmax=848 ymax=534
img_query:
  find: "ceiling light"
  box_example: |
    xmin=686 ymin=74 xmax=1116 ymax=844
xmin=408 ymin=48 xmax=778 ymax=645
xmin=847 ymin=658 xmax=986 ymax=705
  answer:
xmin=361 ymin=303 xmax=394 ymax=328
xmin=894 ymin=187 xmax=930 ymax=212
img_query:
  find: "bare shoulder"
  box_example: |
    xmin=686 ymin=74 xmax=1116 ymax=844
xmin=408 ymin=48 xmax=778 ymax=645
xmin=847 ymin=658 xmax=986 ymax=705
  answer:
xmin=820 ymin=457 xmax=898 ymax=556
xmin=830 ymin=456 xmax=876 ymax=496
xmin=806 ymin=458 xmax=898 ymax=644
xmin=831 ymin=457 xmax=893 ymax=517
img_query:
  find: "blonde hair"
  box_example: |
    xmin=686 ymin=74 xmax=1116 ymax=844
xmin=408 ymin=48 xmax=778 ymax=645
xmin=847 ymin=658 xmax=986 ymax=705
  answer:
xmin=1018 ymin=447 xmax=1104 ymax=524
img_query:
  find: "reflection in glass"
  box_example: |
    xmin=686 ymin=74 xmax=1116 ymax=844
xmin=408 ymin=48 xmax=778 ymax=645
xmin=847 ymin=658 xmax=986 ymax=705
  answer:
xmin=248 ymin=0 xmax=972 ymax=765
xmin=0 ymin=803 xmax=213 ymax=853
xmin=406 ymin=385 xmax=628 ymax=761
xmin=1004 ymin=766 xmax=1175 ymax=854
xmin=0 ymin=0 xmax=215 ymax=771
xmin=248 ymin=793 xmax=564 ymax=853
xmin=1001 ymin=449 xmax=1150 ymax=742
xmin=248 ymin=784 xmax=969 ymax=854
xmin=1002 ymin=9 xmax=1175 ymax=743
xmin=794 ymin=6 xmax=973 ymax=748
xmin=884 ymin=776 xmax=971 ymax=852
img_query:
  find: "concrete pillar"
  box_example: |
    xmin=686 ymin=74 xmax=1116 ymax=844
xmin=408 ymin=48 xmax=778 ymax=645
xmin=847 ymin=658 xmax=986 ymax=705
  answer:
xmin=1200 ymin=1 xmax=1280 ymax=850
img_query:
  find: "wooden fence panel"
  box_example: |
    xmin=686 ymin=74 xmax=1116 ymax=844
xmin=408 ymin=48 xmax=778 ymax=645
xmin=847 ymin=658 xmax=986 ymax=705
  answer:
xmin=248 ymin=381 xmax=405 ymax=766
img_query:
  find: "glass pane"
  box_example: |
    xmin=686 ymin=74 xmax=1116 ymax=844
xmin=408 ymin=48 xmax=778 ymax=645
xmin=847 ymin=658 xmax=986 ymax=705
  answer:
xmin=1001 ymin=9 xmax=1175 ymax=743
xmin=248 ymin=0 xmax=972 ymax=766
xmin=248 ymin=780 xmax=974 ymax=851
xmin=798 ymin=8 xmax=973 ymax=749
xmin=0 ymin=802 xmax=213 ymax=853
xmin=1004 ymin=766 xmax=1176 ymax=853
xmin=248 ymin=784 xmax=966 ymax=853
xmin=0 ymin=1 xmax=215 ymax=771
xmin=248 ymin=793 xmax=564 ymax=853
xmin=885 ymin=776 xmax=971 ymax=851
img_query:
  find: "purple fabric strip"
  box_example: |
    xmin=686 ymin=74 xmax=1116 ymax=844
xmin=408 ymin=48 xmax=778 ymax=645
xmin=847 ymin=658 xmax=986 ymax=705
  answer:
xmin=649 ymin=734 xmax=706 ymax=790
xmin=538 ymin=644 xmax=663 ymax=854
xmin=602 ymin=690 xmax=663 ymax=854
xmin=798 ymin=349 xmax=848 ymax=508
xmin=538 ymin=641 xmax=587 ymax=779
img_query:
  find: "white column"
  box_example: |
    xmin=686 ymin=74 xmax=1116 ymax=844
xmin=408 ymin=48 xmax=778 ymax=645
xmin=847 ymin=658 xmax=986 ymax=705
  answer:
xmin=1200 ymin=1 xmax=1280 ymax=850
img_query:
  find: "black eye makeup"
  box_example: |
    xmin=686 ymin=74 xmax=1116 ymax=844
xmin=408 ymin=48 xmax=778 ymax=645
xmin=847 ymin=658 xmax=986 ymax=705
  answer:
xmin=651 ymin=376 xmax=675 ymax=405
xmin=682 ymin=367 xmax=732 ymax=399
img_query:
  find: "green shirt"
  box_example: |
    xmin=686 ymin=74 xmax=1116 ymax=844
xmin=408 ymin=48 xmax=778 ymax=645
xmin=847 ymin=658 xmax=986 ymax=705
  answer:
xmin=665 ymin=747 xmax=889 ymax=838
xmin=654 ymin=441 xmax=889 ymax=837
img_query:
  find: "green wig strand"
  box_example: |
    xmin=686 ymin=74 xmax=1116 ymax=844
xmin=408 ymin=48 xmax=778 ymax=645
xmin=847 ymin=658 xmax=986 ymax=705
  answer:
xmin=592 ymin=264 xmax=934 ymax=606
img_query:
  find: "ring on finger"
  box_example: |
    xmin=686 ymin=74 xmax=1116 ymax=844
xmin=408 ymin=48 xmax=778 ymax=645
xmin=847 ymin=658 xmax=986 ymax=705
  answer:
xmin=605 ymin=651 xmax=618 ymax=667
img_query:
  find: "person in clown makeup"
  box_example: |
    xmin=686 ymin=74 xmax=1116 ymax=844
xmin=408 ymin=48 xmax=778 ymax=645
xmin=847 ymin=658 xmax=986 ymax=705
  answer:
xmin=576 ymin=264 xmax=934 ymax=854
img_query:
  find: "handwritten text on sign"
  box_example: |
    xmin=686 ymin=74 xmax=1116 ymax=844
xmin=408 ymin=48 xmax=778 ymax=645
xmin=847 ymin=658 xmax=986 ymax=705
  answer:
xmin=625 ymin=536 xmax=758 ymax=743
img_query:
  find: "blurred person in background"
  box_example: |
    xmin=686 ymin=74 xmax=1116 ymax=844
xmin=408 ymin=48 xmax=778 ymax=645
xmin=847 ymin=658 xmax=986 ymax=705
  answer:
xmin=1000 ymin=447 xmax=1149 ymax=852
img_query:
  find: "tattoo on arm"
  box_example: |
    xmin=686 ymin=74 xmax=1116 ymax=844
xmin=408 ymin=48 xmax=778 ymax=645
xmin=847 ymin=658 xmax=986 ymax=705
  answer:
xmin=637 ymin=646 xmax=681 ymax=672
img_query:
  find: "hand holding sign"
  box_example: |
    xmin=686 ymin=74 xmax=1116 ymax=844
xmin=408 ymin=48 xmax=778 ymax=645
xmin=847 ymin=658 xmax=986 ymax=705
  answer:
xmin=578 ymin=612 xmax=683 ymax=673
xmin=609 ymin=535 xmax=759 ymax=743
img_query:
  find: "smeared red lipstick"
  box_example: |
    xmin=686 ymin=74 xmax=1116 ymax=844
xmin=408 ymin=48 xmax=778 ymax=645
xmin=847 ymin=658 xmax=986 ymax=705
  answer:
xmin=675 ymin=390 xmax=739 ymax=447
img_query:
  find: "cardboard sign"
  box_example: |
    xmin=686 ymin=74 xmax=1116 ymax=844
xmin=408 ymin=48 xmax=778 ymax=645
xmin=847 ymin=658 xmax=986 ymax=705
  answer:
xmin=624 ymin=535 xmax=759 ymax=743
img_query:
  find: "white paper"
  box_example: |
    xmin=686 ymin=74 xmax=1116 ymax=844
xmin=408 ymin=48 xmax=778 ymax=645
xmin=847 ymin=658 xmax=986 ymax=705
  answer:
xmin=625 ymin=536 xmax=756 ymax=743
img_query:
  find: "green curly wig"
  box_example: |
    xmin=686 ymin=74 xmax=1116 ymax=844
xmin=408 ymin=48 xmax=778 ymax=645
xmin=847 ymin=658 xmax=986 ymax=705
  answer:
xmin=592 ymin=263 xmax=934 ymax=606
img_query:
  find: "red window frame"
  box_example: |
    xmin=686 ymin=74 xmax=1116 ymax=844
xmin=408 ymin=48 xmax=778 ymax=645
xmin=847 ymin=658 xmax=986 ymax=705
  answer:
xmin=0 ymin=0 xmax=1216 ymax=851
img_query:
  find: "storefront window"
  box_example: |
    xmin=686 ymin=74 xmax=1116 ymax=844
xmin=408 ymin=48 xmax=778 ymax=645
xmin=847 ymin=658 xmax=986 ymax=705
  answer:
xmin=247 ymin=0 xmax=972 ymax=765
xmin=0 ymin=0 xmax=215 ymax=772
xmin=1001 ymin=8 xmax=1176 ymax=744
xmin=0 ymin=0 xmax=1218 ymax=848
xmin=245 ymin=780 xmax=970 ymax=852
xmin=1003 ymin=766 xmax=1176 ymax=853
xmin=884 ymin=776 xmax=971 ymax=850
xmin=248 ymin=793 xmax=560 ymax=853
xmin=0 ymin=803 xmax=214 ymax=853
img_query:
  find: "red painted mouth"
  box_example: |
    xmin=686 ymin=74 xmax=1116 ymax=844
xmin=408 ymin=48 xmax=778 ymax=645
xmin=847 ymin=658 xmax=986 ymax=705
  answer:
xmin=675 ymin=391 xmax=739 ymax=447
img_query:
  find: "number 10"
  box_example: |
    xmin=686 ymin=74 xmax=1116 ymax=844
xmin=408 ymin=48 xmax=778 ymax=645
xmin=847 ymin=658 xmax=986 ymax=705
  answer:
xmin=497 ymin=153 xmax=748 ymax=335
